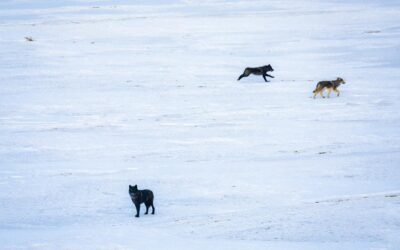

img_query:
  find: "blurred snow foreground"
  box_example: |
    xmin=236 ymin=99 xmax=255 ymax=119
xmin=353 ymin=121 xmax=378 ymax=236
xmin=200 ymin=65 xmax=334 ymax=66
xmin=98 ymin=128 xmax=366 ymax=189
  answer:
xmin=0 ymin=0 xmax=400 ymax=249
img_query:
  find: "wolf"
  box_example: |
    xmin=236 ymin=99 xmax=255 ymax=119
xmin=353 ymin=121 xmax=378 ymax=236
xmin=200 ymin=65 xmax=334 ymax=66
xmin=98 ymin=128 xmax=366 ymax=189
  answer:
xmin=237 ymin=65 xmax=274 ymax=82
xmin=129 ymin=185 xmax=155 ymax=218
xmin=313 ymin=77 xmax=346 ymax=99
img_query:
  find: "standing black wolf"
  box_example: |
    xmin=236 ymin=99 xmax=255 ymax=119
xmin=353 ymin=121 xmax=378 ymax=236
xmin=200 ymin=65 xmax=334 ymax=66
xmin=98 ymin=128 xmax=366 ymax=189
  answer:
xmin=129 ymin=185 xmax=155 ymax=218
xmin=237 ymin=65 xmax=274 ymax=82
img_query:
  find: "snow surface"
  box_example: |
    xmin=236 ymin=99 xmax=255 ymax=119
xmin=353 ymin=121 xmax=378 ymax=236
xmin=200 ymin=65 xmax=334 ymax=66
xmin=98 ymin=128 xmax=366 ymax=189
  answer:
xmin=0 ymin=0 xmax=400 ymax=249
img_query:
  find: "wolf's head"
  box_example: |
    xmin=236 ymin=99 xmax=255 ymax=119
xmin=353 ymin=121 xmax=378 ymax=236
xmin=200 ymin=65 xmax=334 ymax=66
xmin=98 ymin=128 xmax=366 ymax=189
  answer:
xmin=337 ymin=77 xmax=345 ymax=84
xmin=129 ymin=184 xmax=138 ymax=193
xmin=265 ymin=64 xmax=274 ymax=72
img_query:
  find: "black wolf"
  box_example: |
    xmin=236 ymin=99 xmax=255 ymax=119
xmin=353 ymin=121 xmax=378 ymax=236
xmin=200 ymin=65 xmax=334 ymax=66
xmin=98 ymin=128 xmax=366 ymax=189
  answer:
xmin=129 ymin=185 xmax=155 ymax=217
xmin=313 ymin=77 xmax=346 ymax=98
xmin=237 ymin=65 xmax=274 ymax=82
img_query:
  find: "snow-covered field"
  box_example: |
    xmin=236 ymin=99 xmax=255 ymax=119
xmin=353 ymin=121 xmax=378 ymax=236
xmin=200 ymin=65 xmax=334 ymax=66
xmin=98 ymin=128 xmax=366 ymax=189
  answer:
xmin=1 ymin=0 xmax=400 ymax=249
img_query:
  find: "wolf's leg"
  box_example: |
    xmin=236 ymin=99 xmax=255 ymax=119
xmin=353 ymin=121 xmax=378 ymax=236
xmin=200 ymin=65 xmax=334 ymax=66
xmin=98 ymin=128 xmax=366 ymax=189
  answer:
xmin=151 ymin=202 xmax=155 ymax=214
xmin=262 ymin=74 xmax=269 ymax=82
xmin=334 ymin=89 xmax=340 ymax=96
xmin=319 ymin=89 xmax=325 ymax=98
xmin=135 ymin=203 xmax=140 ymax=217
xmin=237 ymin=74 xmax=246 ymax=81
xmin=265 ymin=73 xmax=274 ymax=78
xmin=145 ymin=204 xmax=150 ymax=214
xmin=238 ymin=69 xmax=250 ymax=81
xmin=327 ymin=88 xmax=332 ymax=98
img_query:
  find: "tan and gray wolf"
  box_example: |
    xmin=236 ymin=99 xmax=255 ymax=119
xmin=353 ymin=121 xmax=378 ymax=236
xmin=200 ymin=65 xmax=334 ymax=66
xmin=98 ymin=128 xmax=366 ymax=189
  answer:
xmin=313 ymin=77 xmax=346 ymax=98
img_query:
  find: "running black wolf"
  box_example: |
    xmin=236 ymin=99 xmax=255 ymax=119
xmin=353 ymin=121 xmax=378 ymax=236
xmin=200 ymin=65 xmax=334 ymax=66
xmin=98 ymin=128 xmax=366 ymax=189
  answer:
xmin=129 ymin=185 xmax=155 ymax=218
xmin=237 ymin=65 xmax=274 ymax=82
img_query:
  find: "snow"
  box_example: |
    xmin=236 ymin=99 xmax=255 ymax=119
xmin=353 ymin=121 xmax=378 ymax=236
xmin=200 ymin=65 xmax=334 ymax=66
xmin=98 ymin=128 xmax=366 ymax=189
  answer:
xmin=1 ymin=0 xmax=400 ymax=249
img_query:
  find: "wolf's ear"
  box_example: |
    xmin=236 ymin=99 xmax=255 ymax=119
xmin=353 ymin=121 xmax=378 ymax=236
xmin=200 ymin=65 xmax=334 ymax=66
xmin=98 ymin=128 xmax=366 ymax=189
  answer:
xmin=129 ymin=185 xmax=132 ymax=187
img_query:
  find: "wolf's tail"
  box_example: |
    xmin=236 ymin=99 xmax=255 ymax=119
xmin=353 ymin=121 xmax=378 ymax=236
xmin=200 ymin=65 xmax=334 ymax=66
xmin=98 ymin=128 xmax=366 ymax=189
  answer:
xmin=313 ymin=83 xmax=320 ymax=93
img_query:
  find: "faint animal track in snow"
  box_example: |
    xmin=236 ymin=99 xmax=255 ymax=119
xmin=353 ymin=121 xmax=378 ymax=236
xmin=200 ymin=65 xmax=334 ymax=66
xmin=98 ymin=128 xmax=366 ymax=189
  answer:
xmin=364 ymin=30 xmax=381 ymax=34
xmin=314 ymin=191 xmax=400 ymax=204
